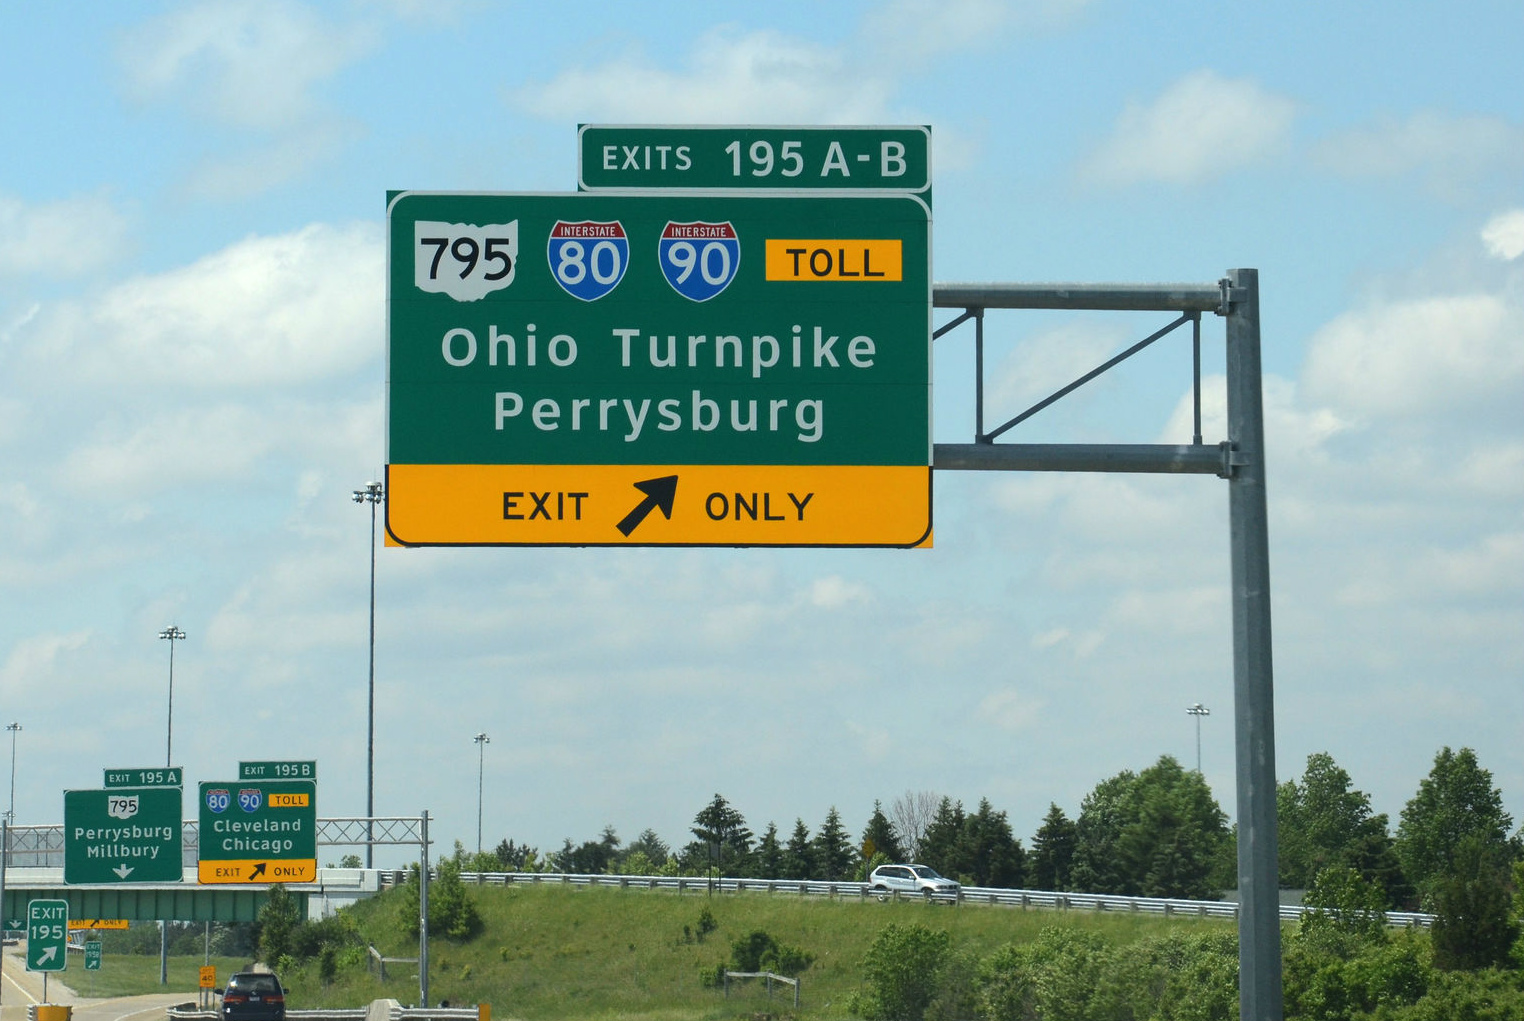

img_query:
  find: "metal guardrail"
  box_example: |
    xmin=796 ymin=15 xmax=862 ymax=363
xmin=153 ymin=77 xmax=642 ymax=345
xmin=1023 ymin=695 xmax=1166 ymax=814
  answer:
xmin=409 ymin=870 xmax=1433 ymax=929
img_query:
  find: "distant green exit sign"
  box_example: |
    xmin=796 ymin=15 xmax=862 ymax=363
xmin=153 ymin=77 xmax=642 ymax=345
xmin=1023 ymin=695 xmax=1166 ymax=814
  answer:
xmin=239 ymin=760 xmax=316 ymax=780
xmin=579 ymin=125 xmax=930 ymax=194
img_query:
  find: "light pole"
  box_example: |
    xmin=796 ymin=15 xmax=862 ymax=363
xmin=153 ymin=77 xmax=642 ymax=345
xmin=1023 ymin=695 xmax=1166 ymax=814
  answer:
xmin=1186 ymin=702 xmax=1210 ymax=773
xmin=354 ymin=480 xmax=383 ymax=868
xmin=156 ymin=626 xmax=184 ymax=987
xmin=5 ymin=722 xmax=20 ymax=823
xmin=159 ymin=627 xmax=186 ymax=767
xmin=474 ymin=733 xmax=490 ymax=854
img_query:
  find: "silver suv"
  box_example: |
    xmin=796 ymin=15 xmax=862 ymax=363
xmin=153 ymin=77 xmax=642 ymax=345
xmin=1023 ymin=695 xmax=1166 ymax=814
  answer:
xmin=867 ymin=863 xmax=960 ymax=901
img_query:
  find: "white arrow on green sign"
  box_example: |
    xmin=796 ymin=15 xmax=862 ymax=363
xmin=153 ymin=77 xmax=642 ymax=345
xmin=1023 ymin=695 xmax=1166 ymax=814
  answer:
xmin=27 ymin=899 xmax=68 ymax=972
xmin=85 ymin=942 xmax=103 ymax=970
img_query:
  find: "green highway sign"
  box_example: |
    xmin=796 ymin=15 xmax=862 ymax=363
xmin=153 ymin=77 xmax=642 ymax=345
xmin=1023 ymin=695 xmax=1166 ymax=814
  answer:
xmin=579 ymin=125 xmax=930 ymax=193
xmin=239 ymin=760 xmax=316 ymax=780
xmin=199 ymin=779 xmax=317 ymax=883
xmin=64 ymin=788 xmax=183 ymax=884
xmin=84 ymin=942 xmax=102 ymax=970
xmin=104 ymin=766 xmax=182 ymax=788
xmin=386 ymin=190 xmax=932 ymax=547
xmin=26 ymin=899 xmax=68 ymax=972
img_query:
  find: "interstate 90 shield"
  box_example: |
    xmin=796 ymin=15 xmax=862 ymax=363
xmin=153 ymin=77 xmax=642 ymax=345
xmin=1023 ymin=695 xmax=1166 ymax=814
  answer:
xmin=547 ymin=220 xmax=629 ymax=301
xmin=658 ymin=221 xmax=740 ymax=302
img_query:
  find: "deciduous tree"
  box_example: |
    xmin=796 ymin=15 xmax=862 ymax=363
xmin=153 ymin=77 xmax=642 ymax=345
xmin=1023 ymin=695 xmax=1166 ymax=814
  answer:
xmin=1396 ymin=747 xmax=1514 ymax=898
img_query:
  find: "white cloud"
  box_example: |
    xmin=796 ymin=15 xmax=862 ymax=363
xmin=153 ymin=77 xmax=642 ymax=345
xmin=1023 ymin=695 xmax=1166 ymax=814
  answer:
xmin=862 ymin=0 xmax=1090 ymax=64
xmin=1081 ymin=70 xmax=1296 ymax=186
xmin=978 ymin=687 xmax=1044 ymax=732
xmin=0 ymin=630 xmax=93 ymax=694
xmin=517 ymin=26 xmax=893 ymax=124
xmin=117 ymin=0 xmax=377 ymax=131
xmin=32 ymin=222 xmax=383 ymax=389
xmin=1482 ymin=209 xmax=1524 ymax=261
xmin=987 ymin=319 xmax=1127 ymax=418
xmin=0 ymin=192 xmax=131 ymax=277
xmin=808 ymin=575 xmax=872 ymax=609
xmin=1302 ymin=292 xmax=1522 ymax=420
xmin=188 ymin=122 xmax=366 ymax=200
xmin=1315 ymin=112 xmax=1524 ymax=197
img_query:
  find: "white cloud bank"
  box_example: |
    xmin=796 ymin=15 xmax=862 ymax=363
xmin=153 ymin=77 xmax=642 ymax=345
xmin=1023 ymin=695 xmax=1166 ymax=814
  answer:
xmin=116 ymin=0 xmax=380 ymax=195
xmin=0 ymin=192 xmax=131 ymax=278
xmin=1315 ymin=112 xmax=1524 ymax=197
xmin=118 ymin=0 xmax=376 ymax=130
xmin=1482 ymin=209 xmax=1524 ymax=261
xmin=517 ymin=0 xmax=1098 ymax=125
xmin=1081 ymin=70 xmax=1296 ymax=186
xmin=517 ymin=26 xmax=894 ymax=125
xmin=31 ymin=222 xmax=383 ymax=389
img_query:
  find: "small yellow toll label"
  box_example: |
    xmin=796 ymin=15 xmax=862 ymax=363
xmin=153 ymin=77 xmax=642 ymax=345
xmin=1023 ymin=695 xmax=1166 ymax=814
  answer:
xmin=764 ymin=239 xmax=902 ymax=281
xmin=269 ymin=793 xmax=309 ymax=808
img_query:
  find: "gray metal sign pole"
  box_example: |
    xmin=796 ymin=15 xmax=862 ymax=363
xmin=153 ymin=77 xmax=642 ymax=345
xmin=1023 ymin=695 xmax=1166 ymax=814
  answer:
xmin=1224 ymin=269 xmax=1283 ymax=1021
xmin=1 ymin=819 xmax=8 ymax=1005
xmin=419 ymin=810 xmax=430 ymax=1009
xmin=932 ymin=270 xmax=1282 ymax=1021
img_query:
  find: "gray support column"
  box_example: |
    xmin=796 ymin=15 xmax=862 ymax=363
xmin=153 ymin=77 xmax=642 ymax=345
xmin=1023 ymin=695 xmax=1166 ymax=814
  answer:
xmin=0 ymin=819 xmax=8 ymax=1005
xmin=1225 ymin=268 xmax=1283 ymax=1020
xmin=419 ymin=810 xmax=430 ymax=1009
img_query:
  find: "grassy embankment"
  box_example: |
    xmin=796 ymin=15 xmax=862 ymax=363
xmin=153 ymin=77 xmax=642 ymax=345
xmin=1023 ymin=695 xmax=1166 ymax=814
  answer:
xmin=73 ymin=884 xmax=1235 ymax=1020
xmin=43 ymin=953 xmax=250 ymax=998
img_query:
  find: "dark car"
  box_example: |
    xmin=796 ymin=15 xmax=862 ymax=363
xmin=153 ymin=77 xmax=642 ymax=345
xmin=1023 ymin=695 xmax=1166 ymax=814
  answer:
xmin=221 ymin=972 xmax=285 ymax=1021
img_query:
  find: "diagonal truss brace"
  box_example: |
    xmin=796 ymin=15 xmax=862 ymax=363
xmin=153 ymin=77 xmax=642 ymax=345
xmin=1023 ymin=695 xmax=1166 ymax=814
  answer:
xmin=931 ymin=281 xmax=1238 ymax=477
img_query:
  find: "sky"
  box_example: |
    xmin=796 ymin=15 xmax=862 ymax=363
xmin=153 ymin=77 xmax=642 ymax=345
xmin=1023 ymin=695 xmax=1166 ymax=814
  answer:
xmin=1 ymin=0 xmax=1521 ymax=870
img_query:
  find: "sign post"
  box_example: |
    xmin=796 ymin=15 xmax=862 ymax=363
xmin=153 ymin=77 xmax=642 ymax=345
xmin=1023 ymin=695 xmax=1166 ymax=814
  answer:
xmin=386 ymin=190 xmax=931 ymax=547
xmin=198 ymin=780 xmax=317 ymax=883
xmin=64 ymin=788 xmax=183 ymax=884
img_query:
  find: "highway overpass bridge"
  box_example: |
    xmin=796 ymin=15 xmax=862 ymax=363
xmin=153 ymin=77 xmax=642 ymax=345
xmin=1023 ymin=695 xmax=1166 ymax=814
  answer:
xmin=2 ymin=817 xmax=421 ymax=921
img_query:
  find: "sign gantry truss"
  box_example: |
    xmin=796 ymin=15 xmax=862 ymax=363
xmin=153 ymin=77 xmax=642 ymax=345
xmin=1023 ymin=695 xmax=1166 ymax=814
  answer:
xmin=930 ymin=271 xmax=1282 ymax=1021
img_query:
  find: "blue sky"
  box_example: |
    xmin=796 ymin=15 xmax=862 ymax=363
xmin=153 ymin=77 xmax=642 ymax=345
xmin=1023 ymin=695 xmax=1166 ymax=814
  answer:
xmin=1 ymin=0 xmax=1521 ymax=868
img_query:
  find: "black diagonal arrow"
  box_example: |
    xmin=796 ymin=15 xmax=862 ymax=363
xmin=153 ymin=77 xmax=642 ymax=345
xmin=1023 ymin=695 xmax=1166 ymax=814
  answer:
xmin=616 ymin=475 xmax=678 ymax=536
xmin=249 ymin=862 xmax=267 ymax=880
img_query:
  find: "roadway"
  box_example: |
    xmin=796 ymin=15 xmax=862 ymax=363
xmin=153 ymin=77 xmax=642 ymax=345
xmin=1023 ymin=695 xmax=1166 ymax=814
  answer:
xmin=0 ymin=947 xmax=198 ymax=1021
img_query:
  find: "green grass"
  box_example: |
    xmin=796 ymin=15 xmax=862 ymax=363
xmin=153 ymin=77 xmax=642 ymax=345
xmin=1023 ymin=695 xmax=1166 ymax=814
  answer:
xmin=289 ymin=882 xmax=1235 ymax=1021
xmin=51 ymin=953 xmax=250 ymax=999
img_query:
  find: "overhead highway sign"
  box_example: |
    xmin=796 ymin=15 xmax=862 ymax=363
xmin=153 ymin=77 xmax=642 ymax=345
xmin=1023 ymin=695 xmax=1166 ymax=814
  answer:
xmin=64 ymin=788 xmax=183 ymax=884
xmin=198 ymin=779 xmax=317 ymax=884
xmin=386 ymin=191 xmax=932 ymax=547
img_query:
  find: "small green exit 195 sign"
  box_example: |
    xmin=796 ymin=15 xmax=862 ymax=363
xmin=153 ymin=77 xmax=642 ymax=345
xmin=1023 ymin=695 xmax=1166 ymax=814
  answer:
xmin=578 ymin=125 xmax=930 ymax=193
xmin=27 ymin=899 xmax=68 ymax=972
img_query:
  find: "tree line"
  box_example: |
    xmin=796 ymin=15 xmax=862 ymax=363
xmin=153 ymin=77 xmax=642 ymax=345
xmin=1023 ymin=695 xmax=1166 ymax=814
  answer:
xmin=458 ymin=745 xmax=1519 ymax=912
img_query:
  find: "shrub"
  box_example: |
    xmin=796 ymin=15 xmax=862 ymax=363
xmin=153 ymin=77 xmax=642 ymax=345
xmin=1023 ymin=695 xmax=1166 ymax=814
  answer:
xmin=1302 ymin=865 xmax=1390 ymax=941
xmin=849 ymin=923 xmax=950 ymax=1021
xmin=726 ymin=929 xmax=815 ymax=977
